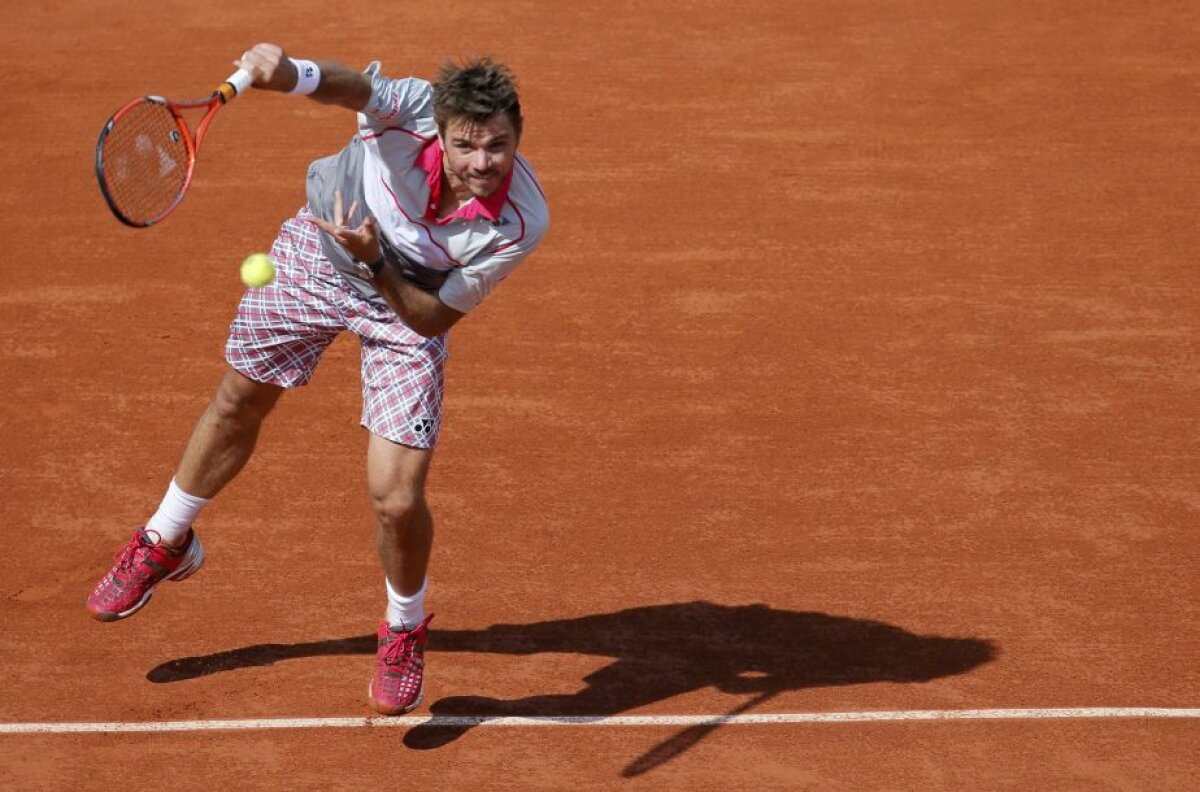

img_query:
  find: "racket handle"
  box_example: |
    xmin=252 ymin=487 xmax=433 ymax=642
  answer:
xmin=217 ymin=69 xmax=254 ymax=103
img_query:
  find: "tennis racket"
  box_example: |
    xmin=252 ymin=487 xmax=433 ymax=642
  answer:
xmin=95 ymin=69 xmax=254 ymax=227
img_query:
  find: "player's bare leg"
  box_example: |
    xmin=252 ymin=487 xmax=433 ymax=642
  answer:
xmin=367 ymin=433 xmax=435 ymax=596
xmin=366 ymin=433 xmax=435 ymax=715
xmin=174 ymin=366 xmax=284 ymax=500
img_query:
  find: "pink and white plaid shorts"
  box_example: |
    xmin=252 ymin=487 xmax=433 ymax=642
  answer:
xmin=225 ymin=210 xmax=447 ymax=449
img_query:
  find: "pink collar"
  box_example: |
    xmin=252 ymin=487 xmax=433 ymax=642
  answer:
xmin=417 ymin=137 xmax=512 ymax=224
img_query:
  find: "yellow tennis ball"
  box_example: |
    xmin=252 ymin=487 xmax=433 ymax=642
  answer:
xmin=240 ymin=253 xmax=275 ymax=288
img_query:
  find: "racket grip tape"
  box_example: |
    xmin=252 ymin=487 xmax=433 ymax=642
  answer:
xmin=217 ymin=69 xmax=254 ymax=103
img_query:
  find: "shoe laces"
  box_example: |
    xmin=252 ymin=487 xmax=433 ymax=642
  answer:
xmin=111 ymin=530 xmax=162 ymax=574
xmin=380 ymin=627 xmax=425 ymax=676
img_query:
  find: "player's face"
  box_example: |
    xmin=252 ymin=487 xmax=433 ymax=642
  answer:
xmin=440 ymin=114 xmax=519 ymax=199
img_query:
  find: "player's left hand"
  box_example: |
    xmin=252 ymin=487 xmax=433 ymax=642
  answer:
xmin=309 ymin=190 xmax=382 ymax=263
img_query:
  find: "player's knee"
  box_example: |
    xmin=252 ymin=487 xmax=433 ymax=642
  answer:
xmin=211 ymin=372 xmax=280 ymax=425
xmin=373 ymin=490 xmax=426 ymax=532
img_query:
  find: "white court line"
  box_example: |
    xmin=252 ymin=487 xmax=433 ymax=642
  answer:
xmin=2 ymin=708 xmax=1198 ymax=735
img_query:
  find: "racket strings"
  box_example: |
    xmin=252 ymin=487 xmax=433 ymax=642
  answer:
xmin=99 ymin=100 xmax=190 ymax=224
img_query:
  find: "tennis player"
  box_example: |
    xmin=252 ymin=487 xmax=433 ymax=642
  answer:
xmin=86 ymin=43 xmax=549 ymax=716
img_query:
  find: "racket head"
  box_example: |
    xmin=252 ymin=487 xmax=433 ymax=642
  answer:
xmin=94 ymin=97 xmax=197 ymax=227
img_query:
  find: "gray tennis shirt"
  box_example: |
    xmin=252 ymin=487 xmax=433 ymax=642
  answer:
xmin=304 ymin=62 xmax=549 ymax=314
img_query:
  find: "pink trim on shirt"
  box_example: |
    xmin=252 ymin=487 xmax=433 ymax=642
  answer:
xmin=515 ymin=156 xmax=546 ymax=202
xmin=379 ymin=178 xmax=463 ymax=268
xmin=361 ymin=127 xmax=436 ymax=142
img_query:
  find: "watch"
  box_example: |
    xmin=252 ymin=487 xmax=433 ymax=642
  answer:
xmin=353 ymin=255 xmax=384 ymax=280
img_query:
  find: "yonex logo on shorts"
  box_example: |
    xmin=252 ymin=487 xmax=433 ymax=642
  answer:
xmin=413 ymin=419 xmax=434 ymax=434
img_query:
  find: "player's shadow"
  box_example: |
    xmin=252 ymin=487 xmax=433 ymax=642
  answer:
xmin=147 ymin=602 xmax=995 ymax=776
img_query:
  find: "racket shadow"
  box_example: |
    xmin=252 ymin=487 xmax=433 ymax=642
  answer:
xmin=146 ymin=601 xmax=996 ymax=775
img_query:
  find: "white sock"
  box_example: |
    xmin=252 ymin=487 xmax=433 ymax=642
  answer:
xmin=385 ymin=576 xmax=427 ymax=630
xmin=145 ymin=478 xmax=210 ymax=546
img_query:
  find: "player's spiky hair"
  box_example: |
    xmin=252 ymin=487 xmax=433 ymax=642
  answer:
xmin=432 ymin=57 xmax=523 ymax=139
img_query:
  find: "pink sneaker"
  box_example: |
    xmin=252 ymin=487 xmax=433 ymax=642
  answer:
xmin=86 ymin=528 xmax=205 ymax=622
xmin=369 ymin=615 xmax=433 ymax=715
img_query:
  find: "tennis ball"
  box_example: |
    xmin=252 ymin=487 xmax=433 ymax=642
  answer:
xmin=240 ymin=253 xmax=275 ymax=288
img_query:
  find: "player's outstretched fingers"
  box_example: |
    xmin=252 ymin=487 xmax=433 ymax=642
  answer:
xmin=307 ymin=210 xmax=381 ymax=264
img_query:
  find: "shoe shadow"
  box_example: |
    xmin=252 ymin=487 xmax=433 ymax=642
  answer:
xmin=148 ymin=602 xmax=995 ymax=776
xmin=147 ymin=634 xmax=376 ymax=682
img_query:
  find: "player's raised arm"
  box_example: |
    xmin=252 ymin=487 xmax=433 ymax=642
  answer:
xmin=235 ymin=43 xmax=371 ymax=111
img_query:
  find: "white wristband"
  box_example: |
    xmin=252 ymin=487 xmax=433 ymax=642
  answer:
xmin=287 ymin=58 xmax=321 ymax=95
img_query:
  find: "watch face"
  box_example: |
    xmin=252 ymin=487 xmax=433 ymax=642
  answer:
xmin=355 ymin=262 xmax=373 ymax=279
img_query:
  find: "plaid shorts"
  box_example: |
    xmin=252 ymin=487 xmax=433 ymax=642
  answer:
xmin=225 ymin=210 xmax=447 ymax=449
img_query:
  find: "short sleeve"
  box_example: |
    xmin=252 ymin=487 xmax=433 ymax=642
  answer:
xmin=438 ymin=223 xmax=548 ymax=313
xmin=358 ymin=65 xmax=434 ymax=134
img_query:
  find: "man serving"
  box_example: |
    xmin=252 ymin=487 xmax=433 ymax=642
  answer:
xmin=87 ymin=42 xmax=549 ymax=716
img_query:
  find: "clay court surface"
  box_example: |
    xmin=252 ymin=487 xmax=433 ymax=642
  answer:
xmin=1 ymin=1 xmax=1197 ymax=788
